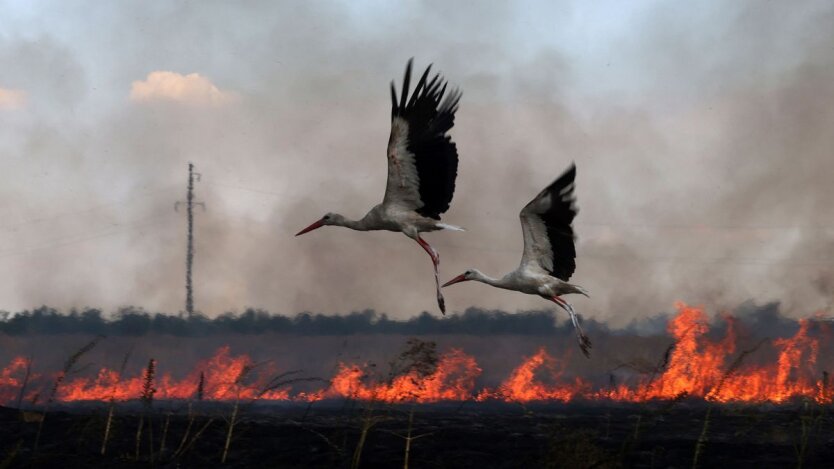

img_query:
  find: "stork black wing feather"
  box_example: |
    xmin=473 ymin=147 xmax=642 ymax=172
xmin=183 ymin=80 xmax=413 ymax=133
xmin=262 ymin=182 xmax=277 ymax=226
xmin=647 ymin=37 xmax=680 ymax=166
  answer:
xmin=391 ymin=60 xmax=462 ymax=219
xmin=533 ymin=164 xmax=578 ymax=281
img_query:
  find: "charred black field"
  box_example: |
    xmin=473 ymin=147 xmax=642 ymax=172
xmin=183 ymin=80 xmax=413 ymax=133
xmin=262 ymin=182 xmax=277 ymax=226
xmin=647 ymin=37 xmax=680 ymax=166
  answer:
xmin=1 ymin=400 xmax=833 ymax=468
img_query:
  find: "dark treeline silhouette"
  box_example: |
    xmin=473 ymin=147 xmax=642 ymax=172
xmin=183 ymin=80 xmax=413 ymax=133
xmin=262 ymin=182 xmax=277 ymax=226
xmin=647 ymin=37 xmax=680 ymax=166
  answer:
xmin=0 ymin=301 xmax=819 ymax=337
xmin=0 ymin=306 xmax=613 ymax=337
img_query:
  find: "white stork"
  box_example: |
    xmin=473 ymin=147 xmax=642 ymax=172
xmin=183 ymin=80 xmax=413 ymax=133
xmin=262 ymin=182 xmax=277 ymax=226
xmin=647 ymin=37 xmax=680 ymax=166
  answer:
xmin=441 ymin=164 xmax=592 ymax=357
xmin=296 ymin=59 xmax=463 ymax=314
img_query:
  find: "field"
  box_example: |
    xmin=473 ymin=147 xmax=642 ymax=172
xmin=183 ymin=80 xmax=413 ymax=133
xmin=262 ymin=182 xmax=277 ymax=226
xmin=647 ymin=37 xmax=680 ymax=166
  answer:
xmin=1 ymin=400 xmax=833 ymax=468
xmin=1 ymin=305 xmax=832 ymax=467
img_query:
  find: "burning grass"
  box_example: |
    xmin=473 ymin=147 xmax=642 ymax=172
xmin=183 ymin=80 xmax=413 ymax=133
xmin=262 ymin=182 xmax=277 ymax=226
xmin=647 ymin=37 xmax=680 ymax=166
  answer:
xmin=2 ymin=302 xmax=830 ymax=406
xmin=0 ymin=302 xmax=832 ymax=467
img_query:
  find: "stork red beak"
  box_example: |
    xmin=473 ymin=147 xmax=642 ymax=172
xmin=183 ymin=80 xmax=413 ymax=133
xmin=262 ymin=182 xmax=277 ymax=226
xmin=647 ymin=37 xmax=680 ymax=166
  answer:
xmin=442 ymin=274 xmax=469 ymax=288
xmin=295 ymin=219 xmax=325 ymax=236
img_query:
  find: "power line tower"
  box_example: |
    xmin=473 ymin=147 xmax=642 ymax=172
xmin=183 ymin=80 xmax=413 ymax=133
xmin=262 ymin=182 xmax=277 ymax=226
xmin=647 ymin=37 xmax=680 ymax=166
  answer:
xmin=175 ymin=163 xmax=205 ymax=316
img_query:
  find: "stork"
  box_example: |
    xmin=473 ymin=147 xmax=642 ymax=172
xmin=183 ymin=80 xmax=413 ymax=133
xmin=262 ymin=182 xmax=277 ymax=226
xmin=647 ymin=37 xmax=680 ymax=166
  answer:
xmin=441 ymin=164 xmax=592 ymax=357
xmin=296 ymin=59 xmax=463 ymax=314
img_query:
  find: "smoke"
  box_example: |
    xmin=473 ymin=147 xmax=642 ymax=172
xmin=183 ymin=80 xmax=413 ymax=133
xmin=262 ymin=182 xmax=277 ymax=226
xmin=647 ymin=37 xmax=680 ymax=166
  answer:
xmin=0 ymin=1 xmax=833 ymax=325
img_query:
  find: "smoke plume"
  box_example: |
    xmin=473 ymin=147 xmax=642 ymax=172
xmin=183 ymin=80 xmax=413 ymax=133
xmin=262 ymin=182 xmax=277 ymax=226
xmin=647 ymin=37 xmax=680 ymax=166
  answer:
xmin=0 ymin=2 xmax=832 ymax=325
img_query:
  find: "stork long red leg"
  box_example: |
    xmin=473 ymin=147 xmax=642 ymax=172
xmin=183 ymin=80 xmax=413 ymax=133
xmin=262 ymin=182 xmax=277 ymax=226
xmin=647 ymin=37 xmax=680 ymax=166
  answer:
xmin=551 ymin=296 xmax=591 ymax=358
xmin=417 ymin=236 xmax=445 ymax=315
xmin=416 ymin=236 xmax=439 ymax=265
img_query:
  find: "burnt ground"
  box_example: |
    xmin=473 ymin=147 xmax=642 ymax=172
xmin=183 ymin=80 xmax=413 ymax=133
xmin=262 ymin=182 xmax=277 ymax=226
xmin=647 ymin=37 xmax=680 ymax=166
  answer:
xmin=1 ymin=400 xmax=833 ymax=468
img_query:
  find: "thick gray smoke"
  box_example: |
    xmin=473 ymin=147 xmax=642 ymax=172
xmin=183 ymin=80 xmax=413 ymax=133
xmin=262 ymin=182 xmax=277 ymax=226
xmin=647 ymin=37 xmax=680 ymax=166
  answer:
xmin=0 ymin=1 xmax=832 ymax=325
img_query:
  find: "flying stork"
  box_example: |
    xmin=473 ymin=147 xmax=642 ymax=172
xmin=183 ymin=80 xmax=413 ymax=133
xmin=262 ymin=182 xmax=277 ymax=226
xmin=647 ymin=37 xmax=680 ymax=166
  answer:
xmin=441 ymin=164 xmax=592 ymax=357
xmin=296 ymin=59 xmax=463 ymax=314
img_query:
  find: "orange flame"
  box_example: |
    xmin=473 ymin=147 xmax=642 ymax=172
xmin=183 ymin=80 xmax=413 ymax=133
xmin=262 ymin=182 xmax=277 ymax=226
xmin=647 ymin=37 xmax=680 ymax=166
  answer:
xmin=708 ymin=318 xmax=826 ymax=403
xmin=604 ymin=303 xmax=830 ymax=404
xmin=0 ymin=303 xmax=830 ymax=405
xmin=57 ymin=346 xmax=290 ymax=402
xmin=0 ymin=357 xmax=32 ymax=403
xmin=476 ymin=348 xmax=589 ymax=402
xmin=329 ymin=349 xmax=481 ymax=402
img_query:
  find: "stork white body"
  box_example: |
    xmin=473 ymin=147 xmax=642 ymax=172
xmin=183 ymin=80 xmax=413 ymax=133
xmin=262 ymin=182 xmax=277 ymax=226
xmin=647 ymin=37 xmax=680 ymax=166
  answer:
xmin=296 ymin=59 xmax=463 ymax=314
xmin=443 ymin=164 xmax=592 ymax=357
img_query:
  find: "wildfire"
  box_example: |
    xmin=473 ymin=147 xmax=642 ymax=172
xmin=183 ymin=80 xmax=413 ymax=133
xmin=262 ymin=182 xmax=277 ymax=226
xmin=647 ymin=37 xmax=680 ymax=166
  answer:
xmin=330 ymin=349 xmax=481 ymax=402
xmin=0 ymin=356 xmax=32 ymax=404
xmin=0 ymin=303 xmax=831 ymax=406
xmin=476 ymin=348 xmax=589 ymax=402
xmin=606 ymin=303 xmax=831 ymax=404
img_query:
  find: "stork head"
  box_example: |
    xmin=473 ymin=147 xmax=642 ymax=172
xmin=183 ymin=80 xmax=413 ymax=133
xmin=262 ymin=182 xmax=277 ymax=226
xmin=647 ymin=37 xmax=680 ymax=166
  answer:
xmin=295 ymin=212 xmax=343 ymax=236
xmin=442 ymin=269 xmax=481 ymax=288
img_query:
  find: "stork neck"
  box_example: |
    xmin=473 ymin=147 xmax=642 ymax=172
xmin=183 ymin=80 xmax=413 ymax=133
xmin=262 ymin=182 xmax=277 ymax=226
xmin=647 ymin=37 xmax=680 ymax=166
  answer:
xmin=473 ymin=272 xmax=505 ymax=288
xmin=334 ymin=217 xmax=370 ymax=231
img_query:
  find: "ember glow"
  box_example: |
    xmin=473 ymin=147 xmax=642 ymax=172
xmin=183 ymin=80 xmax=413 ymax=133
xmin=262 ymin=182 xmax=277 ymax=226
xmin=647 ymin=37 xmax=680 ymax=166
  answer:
xmin=1 ymin=303 xmax=831 ymax=405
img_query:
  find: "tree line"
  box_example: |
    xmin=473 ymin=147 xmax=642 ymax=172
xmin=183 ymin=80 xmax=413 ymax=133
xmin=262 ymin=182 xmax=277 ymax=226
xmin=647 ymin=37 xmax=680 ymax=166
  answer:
xmin=0 ymin=306 xmax=611 ymax=337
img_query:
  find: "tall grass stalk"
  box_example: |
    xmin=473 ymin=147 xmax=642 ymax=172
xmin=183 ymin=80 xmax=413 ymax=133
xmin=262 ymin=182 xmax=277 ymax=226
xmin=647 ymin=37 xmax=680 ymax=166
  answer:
xmin=159 ymin=413 xmax=171 ymax=456
xmin=101 ymin=349 xmax=132 ymax=456
xmin=134 ymin=418 xmax=144 ymax=461
xmin=222 ymin=400 xmax=240 ymax=464
xmin=33 ymin=335 xmax=104 ymax=454
xmin=384 ymin=408 xmax=433 ymax=469
xmin=692 ymin=338 xmax=764 ymax=468
xmin=794 ymin=380 xmax=829 ymax=469
xmin=402 ymin=408 xmax=416 ymax=469
xmin=221 ymin=364 xmax=252 ymax=464
xmin=353 ymin=339 xmax=439 ymax=469
xmin=174 ymin=418 xmax=215 ymax=459
xmin=220 ymin=366 xmax=315 ymax=464
xmin=795 ymin=401 xmax=811 ymax=469
xmin=174 ymin=371 xmax=204 ymax=458
xmin=135 ymin=358 xmax=156 ymax=462
xmin=14 ymin=357 xmax=32 ymax=410
xmin=691 ymin=406 xmax=712 ymax=469
xmin=351 ymin=399 xmax=379 ymax=469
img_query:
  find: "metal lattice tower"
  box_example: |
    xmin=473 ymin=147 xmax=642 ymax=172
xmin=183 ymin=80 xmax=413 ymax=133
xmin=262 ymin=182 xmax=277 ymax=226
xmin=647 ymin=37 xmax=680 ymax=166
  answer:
xmin=175 ymin=163 xmax=204 ymax=316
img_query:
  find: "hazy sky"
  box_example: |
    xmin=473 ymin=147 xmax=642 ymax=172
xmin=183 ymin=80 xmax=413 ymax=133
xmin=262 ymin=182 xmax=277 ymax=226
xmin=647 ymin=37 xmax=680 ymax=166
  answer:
xmin=0 ymin=1 xmax=832 ymax=325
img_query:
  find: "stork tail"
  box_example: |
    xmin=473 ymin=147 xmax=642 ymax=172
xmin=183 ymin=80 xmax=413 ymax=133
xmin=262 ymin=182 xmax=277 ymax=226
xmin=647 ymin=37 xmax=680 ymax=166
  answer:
xmin=435 ymin=223 xmax=465 ymax=232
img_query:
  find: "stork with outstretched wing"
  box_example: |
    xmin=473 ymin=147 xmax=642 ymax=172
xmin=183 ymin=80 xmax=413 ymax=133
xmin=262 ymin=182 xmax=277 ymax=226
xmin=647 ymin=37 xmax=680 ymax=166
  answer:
xmin=442 ymin=164 xmax=592 ymax=357
xmin=296 ymin=59 xmax=463 ymax=314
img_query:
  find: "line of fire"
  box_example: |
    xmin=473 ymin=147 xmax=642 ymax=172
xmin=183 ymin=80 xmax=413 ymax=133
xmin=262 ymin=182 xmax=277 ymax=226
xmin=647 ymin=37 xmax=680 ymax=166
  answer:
xmin=2 ymin=303 xmax=831 ymax=406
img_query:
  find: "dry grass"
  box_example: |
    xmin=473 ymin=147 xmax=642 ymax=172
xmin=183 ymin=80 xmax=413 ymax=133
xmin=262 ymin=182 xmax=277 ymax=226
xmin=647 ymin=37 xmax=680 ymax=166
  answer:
xmin=218 ymin=364 xmax=321 ymax=464
xmin=33 ymin=335 xmax=104 ymax=454
xmin=14 ymin=357 xmax=32 ymax=410
xmin=350 ymin=339 xmax=440 ymax=469
xmin=134 ymin=358 xmax=157 ymax=462
xmin=101 ymin=349 xmax=132 ymax=455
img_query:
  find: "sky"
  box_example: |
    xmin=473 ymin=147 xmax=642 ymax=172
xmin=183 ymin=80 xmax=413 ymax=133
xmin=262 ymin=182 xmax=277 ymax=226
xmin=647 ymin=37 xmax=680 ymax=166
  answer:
xmin=0 ymin=0 xmax=832 ymax=325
